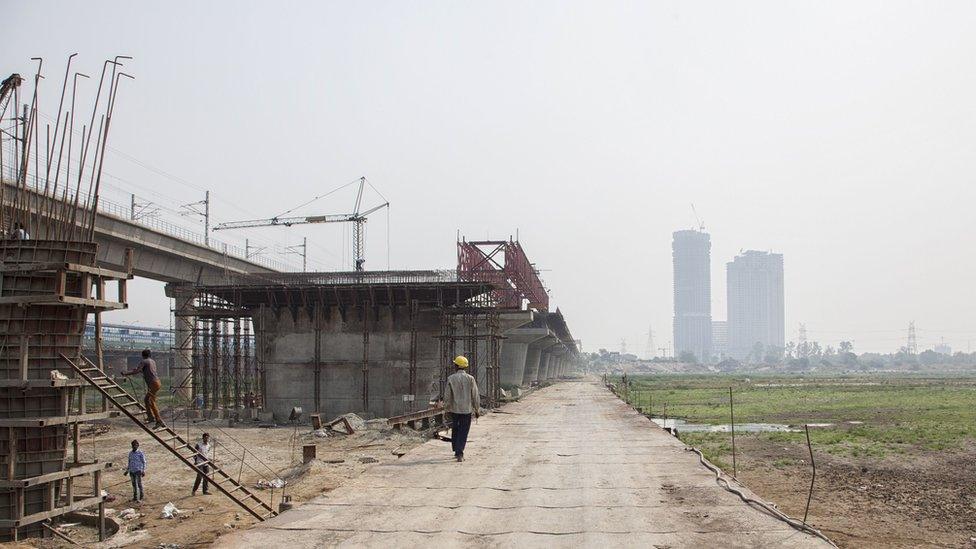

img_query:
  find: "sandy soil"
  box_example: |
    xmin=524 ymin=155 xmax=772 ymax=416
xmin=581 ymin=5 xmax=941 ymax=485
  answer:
xmin=730 ymin=437 xmax=976 ymax=548
xmin=8 ymin=416 xmax=427 ymax=549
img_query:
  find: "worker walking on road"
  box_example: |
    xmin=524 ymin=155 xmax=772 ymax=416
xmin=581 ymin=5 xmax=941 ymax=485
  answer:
xmin=122 ymin=349 xmax=165 ymax=429
xmin=442 ymin=355 xmax=480 ymax=462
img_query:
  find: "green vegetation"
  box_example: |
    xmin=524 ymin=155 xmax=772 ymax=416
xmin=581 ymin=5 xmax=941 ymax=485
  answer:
xmin=613 ymin=374 xmax=976 ymax=458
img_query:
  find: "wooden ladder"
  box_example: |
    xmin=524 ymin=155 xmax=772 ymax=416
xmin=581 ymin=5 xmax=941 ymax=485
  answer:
xmin=59 ymin=353 xmax=277 ymax=521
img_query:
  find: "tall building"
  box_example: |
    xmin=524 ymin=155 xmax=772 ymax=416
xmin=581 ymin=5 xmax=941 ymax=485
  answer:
xmin=672 ymin=230 xmax=712 ymax=362
xmin=712 ymin=320 xmax=728 ymax=359
xmin=727 ymin=250 xmax=784 ymax=361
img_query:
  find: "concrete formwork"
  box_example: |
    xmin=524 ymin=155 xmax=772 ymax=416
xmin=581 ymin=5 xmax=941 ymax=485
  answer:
xmin=0 ymin=240 xmax=127 ymax=541
xmin=256 ymin=304 xmax=445 ymax=421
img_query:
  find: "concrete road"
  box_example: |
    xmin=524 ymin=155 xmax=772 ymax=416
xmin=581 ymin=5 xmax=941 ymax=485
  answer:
xmin=215 ymin=381 xmax=830 ymax=548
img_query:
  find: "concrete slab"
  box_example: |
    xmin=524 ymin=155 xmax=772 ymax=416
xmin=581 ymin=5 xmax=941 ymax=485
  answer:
xmin=215 ymin=381 xmax=829 ymax=549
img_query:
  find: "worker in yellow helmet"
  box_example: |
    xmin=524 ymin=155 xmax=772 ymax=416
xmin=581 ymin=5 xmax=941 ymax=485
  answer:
xmin=442 ymin=355 xmax=480 ymax=462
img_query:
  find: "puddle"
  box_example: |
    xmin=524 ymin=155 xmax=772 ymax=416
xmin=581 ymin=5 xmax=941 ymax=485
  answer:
xmin=649 ymin=418 xmax=866 ymax=433
xmin=650 ymin=418 xmax=799 ymax=433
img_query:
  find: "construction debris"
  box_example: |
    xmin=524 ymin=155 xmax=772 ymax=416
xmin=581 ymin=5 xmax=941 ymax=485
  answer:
xmin=254 ymin=478 xmax=286 ymax=490
xmin=161 ymin=502 xmax=181 ymax=519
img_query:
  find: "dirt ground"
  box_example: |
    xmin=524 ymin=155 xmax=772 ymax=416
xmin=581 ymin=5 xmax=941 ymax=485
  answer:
xmin=4 ymin=416 xmax=428 ymax=549
xmin=731 ymin=436 xmax=976 ymax=548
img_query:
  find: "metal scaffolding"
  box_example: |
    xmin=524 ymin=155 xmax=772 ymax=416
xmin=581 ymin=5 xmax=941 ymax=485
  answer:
xmin=171 ymin=292 xmax=261 ymax=419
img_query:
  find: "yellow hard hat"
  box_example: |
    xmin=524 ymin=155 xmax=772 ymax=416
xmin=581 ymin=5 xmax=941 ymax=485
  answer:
xmin=453 ymin=355 xmax=469 ymax=368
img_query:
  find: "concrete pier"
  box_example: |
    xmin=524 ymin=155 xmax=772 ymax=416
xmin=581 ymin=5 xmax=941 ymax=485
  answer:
xmin=499 ymin=326 xmax=547 ymax=387
xmin=522 ymin=344 xmax=543 ymax=385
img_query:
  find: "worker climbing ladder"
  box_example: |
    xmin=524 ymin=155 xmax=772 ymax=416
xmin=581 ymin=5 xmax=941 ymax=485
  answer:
xmin=58 ymin=353 xmax=277 ymax=521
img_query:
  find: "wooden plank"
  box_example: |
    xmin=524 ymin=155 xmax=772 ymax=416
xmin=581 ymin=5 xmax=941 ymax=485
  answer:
xmin=0 ymin=262 xmax=131 ymax=279
xmin=80 ymin=273 xmax=92 ymax=299
xmin=6 ymin=427 xmax=14 ymax=481
xmin=61 ymin=295 xmax=126 ymax=310
xmin=63 ymin=263 xmax=132 ymax=280
xmin=0 ymin=462 xmax=111 ymax=488
xmin=0 ymin=411 xmax=117 ymax=427
xmin=0 ymin=494 xmax=105 ymax=528
xmin=18 ymin=335 xmax=28 ymax=381
xmin=54 ymin=269 xmax=67 ymax=297
xmin=0 ymin=262 xmax=63 ymax=273
xmin=0 ymin=379 xmax=88 ymax=388
xmin=0 ymin=294 xmax=126 ymax=309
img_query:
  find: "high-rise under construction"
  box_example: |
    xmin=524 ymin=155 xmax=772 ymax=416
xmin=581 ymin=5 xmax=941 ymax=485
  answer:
xmin=672 ymin=230 xmax=712 ymax=362
xmin=726 ymin=250 xmax=785 ymax=360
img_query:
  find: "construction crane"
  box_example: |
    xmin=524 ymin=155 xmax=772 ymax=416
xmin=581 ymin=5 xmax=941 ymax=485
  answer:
xmin=212 ymin=177 xmax=389 ymax=271
xmin=690 ymin=203 xmax=705 ymax=232
xmin=0 ymin=74 xmax=23 ymax=116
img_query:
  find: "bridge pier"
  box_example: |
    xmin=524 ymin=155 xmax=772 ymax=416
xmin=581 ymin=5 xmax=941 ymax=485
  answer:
xmin=522 ymin=343 xmax=543 ymax=385
xmin=170 ymin=286 xmax=195 ymax=399
xmin=498 ymin=326 xmax=546 ymax=388
xmin=537 ymin=349 xmax=552 ymax=382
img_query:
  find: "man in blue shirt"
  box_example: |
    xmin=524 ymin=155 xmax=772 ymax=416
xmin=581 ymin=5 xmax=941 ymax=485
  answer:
xmin=125 ymin=439 xmax=147 ymax=502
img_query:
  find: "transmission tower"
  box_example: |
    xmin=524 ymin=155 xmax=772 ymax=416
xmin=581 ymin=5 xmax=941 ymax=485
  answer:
xmin=620 ymin=339 xmax=627 ymax=355
xmin=645 ymin=325 xmax=655 ymax=359
xmin=798 ymin=323 xmax=808 ymax=358
xmin=907 ymin=321 xmax=918 ymax=355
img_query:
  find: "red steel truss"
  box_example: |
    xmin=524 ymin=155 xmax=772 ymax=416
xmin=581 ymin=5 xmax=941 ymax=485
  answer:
xmin=457 ymin=238 xmax=549 ymax=311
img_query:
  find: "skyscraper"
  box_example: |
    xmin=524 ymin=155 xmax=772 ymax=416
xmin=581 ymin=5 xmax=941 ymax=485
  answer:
xmin=712 ymin=320 xmax=728 ymax=359
xmin=727 ymin=250 xmax=785 ymax=361
xmin=672 ymin=230 xmax=712 ymax=362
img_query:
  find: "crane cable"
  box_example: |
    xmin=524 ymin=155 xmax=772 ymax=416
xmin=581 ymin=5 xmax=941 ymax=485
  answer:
xmin=273 ymin=177 xmax=363 ymax=219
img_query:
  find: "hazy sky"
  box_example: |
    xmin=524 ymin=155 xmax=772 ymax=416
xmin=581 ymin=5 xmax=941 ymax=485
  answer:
xmin=4 ymin=1 xmax=976 ymax=353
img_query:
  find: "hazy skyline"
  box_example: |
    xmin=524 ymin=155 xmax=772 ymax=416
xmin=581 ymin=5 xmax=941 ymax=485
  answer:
xmin=4 ymin=1 xmax=976 ymax=353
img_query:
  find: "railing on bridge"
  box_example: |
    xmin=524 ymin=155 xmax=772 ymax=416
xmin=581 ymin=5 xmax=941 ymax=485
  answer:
xmin=83 ymin=322 xmax=174 ymax=352
xmin=1 ymin=168 xmax=291 ymax=271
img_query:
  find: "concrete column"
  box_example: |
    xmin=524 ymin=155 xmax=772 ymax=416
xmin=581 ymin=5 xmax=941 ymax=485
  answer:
xmin=537 ymin=351 xmax=551 ymax=382
xmin=500 ymin=328 xmax=547 ymax=387
xmin=499 ymin=342 xmax=529 ymax=387
xmin=172 ymin=287 xmax=194 ymax=399
xmin=548 ymin=346 xmax=567 ymax=379
xmin=522 ymin=345 xmax=543 ymax=385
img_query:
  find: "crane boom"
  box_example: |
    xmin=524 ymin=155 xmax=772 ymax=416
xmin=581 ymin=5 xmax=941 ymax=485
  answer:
xmin=211 ymin=177 xmax=389 ymax=270
xmin=213 ymin=212 xmax=364 ymax=230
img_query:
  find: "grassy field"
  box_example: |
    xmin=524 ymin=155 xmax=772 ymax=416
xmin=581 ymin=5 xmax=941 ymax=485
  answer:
xmin=612 ymin=374 xmax=976 ymax=462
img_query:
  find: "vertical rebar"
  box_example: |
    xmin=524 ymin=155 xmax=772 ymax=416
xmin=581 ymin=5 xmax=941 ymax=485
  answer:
xmin=803 ymin=424 xmax=816 ymax=524
xmin=233 ymin=318 xmax=241 ymax=412
xmin=730 ymin=386 xmax=737 ymax=478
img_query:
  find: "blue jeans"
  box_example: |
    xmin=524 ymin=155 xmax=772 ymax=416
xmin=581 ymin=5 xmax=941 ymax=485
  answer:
xmin=130 ymin=472 xmax=144 ymax=500
xmin=451 ymin=413 xmax=472 ymax=456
